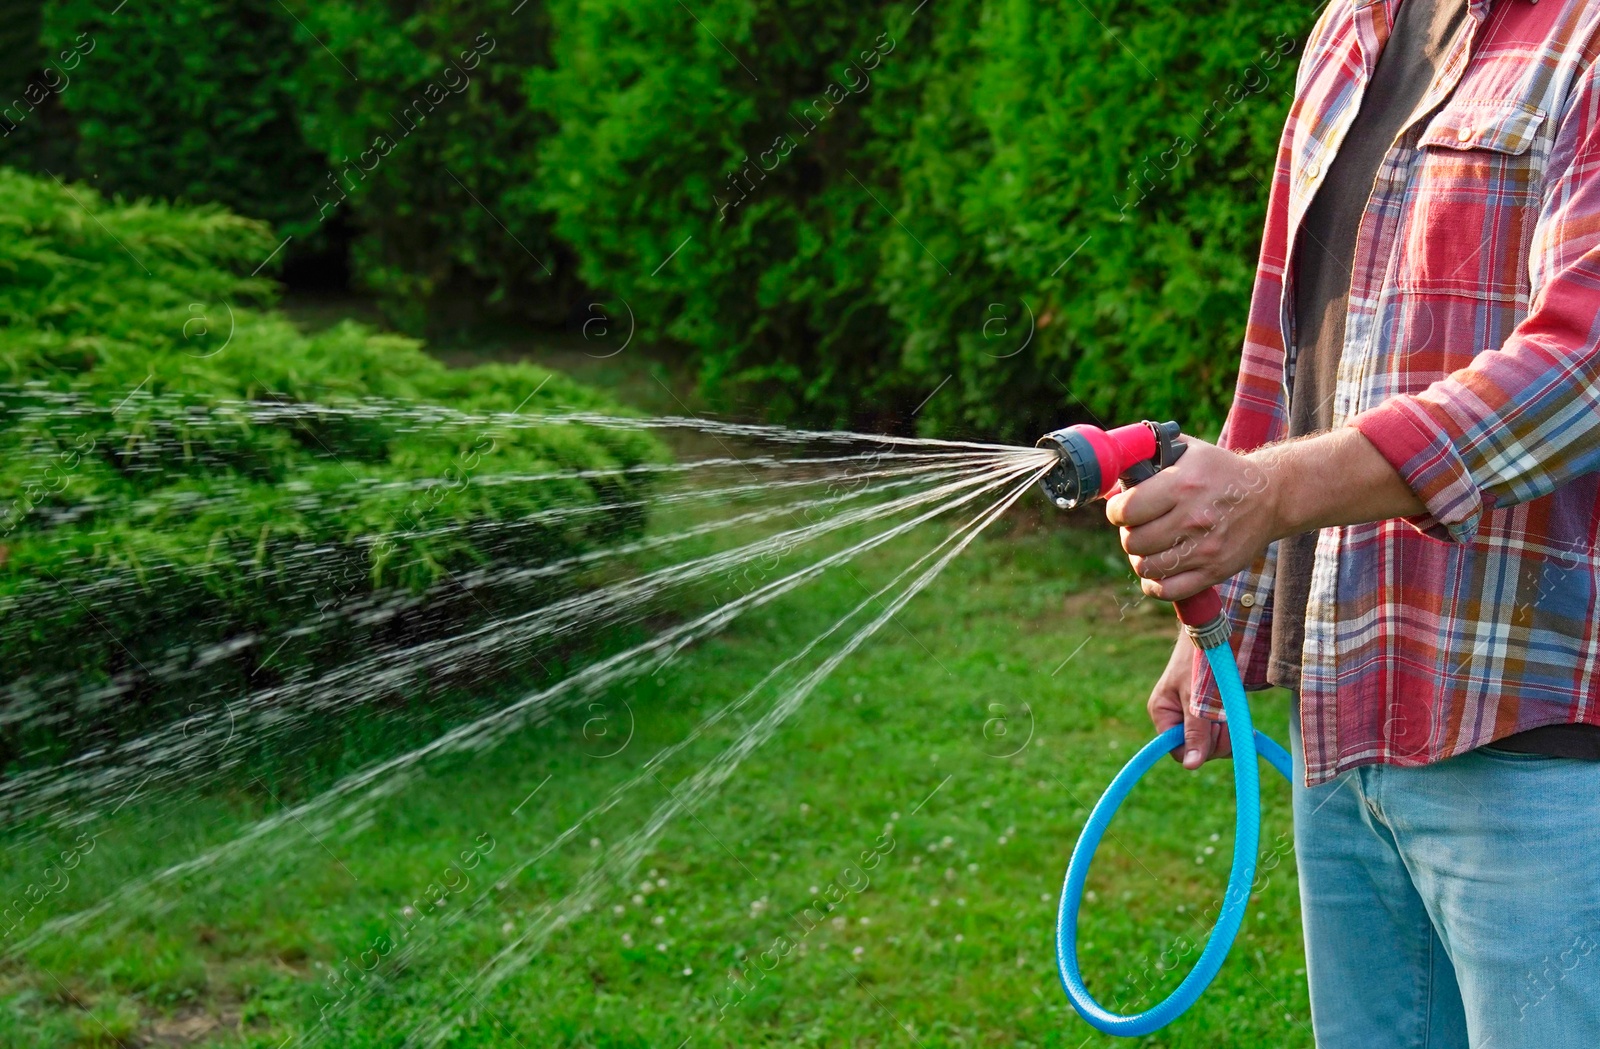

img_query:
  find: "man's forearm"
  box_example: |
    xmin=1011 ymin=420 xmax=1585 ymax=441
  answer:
xmin=1252 ymin=426 xmax=1427 ymax=541
xmin=1106 ymin=424 xmax=1433 ymax=603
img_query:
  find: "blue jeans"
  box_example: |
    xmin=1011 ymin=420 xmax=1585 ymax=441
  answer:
xmin=1289 ymin=696 xmax=1600 ymax=1048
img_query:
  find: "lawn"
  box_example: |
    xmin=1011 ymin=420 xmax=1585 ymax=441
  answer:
xmin=0 ymin=505 xmax=1309 ymax=1048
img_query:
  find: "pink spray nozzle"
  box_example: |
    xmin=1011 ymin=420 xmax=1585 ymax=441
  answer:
xmin=1036 ymin=420 xmax=1228 ymax=642
xmin=1035 ymin=421 xmax=1179 ymax=509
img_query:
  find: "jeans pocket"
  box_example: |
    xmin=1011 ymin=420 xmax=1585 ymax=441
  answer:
xmin=1476 ymin=744 xmax=1567 ymax=763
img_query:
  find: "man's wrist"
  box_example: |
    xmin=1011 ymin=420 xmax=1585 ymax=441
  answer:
xmin=1245 ymin=428 xmax=1423 ymax=540
xmin=1252 ymin=437 xmax=1321 ymax=539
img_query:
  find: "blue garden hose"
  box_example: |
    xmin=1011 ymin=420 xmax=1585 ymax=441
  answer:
xmin=1054 ymin=640 xmax=1293 ymax=1037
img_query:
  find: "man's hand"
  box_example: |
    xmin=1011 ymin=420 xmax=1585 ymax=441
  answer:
xmin=1107 ymin=438 xmax=1281 ymax=602
xmin=1149 ymin=630 xmax=1231 ymax=768
xmin=1114 ymin=427 xmax=1423 ymax=770
xmin=1106 ymin=428 xmax=1425 ymax=601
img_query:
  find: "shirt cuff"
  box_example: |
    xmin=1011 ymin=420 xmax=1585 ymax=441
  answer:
xmin=1347 ymin=398 xmax=1489 ymax=544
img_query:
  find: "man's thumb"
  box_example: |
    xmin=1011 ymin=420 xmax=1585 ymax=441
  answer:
xmin=1182 ymin=714 xmax=1212 ymax=770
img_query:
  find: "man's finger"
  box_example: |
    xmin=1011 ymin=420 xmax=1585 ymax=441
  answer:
xmin=1128 ymin=541 xmax=1199 ymax=581
xmin=1182 ymin=713 xmax=1214 ymax=770
xmin=1105 ymin=472 xmax=1181 ymax=528
xmin=1160 ymin=702 xmax=1188 ymax=761
xmin=1137 ymin=568 xmax=1213 ymax=602
xmin=1210 ymin=721 xmax=1234 ymax=760
xmin=1120 ymin=518 xmax=1197 ymax=558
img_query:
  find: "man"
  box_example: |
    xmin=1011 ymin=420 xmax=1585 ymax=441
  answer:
xmin=1109 ymin=1 xmax=1600 ymax=1046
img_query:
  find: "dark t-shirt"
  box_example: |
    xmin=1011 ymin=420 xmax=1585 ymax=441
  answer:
xmin=1268 ymin=0 xmax=1600 ymax=757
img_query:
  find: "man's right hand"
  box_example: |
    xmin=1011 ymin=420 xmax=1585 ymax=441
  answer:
xmin=1149 ymin=630 xmax=1231 ymax=770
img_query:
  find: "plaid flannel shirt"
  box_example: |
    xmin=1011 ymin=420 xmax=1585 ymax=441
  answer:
xmin=1191 ymin=0 xmax=1600 ymax=785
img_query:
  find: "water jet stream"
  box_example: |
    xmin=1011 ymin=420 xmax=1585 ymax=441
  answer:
xmin=0 ymin=454 xmax=1038 ymax=831
xmin=406 ymin=457 xmax=1056 ymax=1046
xmin=7 ymin=452 xmax=1054 ymax=962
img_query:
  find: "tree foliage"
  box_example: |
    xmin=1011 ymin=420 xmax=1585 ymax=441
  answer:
xmin=18 ymin=0 xmax=1323 ymax=437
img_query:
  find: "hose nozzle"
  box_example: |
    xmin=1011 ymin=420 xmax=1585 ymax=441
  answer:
xmin=1035 ymin=431 xmax=1098 ymax=510
xmin=1035 ymin=420 xmax=1183 ymax=510
xmin=1036 ymin=419 xmax=1230 ymax=645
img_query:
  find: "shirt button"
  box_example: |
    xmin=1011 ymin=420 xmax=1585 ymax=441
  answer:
xmin=1457 ymin=125 xmax=1474 ymax=142
xmin=1240 ymin=593 xmax=1256 ymax=608
xmin=1306 ymin=160 xmax=1321 ymax=180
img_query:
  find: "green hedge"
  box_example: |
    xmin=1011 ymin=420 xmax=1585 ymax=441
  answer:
xmin=537 ymin=0 xmax=910 ymax=429
xmin=875 ymin=0 xmax=1310 ymax=440
xmin=32 ymin=0 xmax=326 ymax=237
xmin=281 ymin=0 xmax=576 ymax=328
xmin=35 ymin=0 xmax=572 ymax=326
xmin=541 ymin=0 xmax=1318 ymax=439
xmin=23 ymin=0 xmax=1321 ymax=438
xmin=0 ymin=167 xmax=663 ymax=768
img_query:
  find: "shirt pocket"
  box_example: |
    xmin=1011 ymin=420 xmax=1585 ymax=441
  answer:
xmin=1396 ymin=98 xmax=1550 ymax=301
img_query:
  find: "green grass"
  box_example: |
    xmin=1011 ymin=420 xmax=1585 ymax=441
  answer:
xmin=0 ymin=517 xmax=1308 ymax=1047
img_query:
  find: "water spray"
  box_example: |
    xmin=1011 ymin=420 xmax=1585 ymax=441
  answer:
xmin=1036 ymin=420 xmax=1292 ymax=1037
